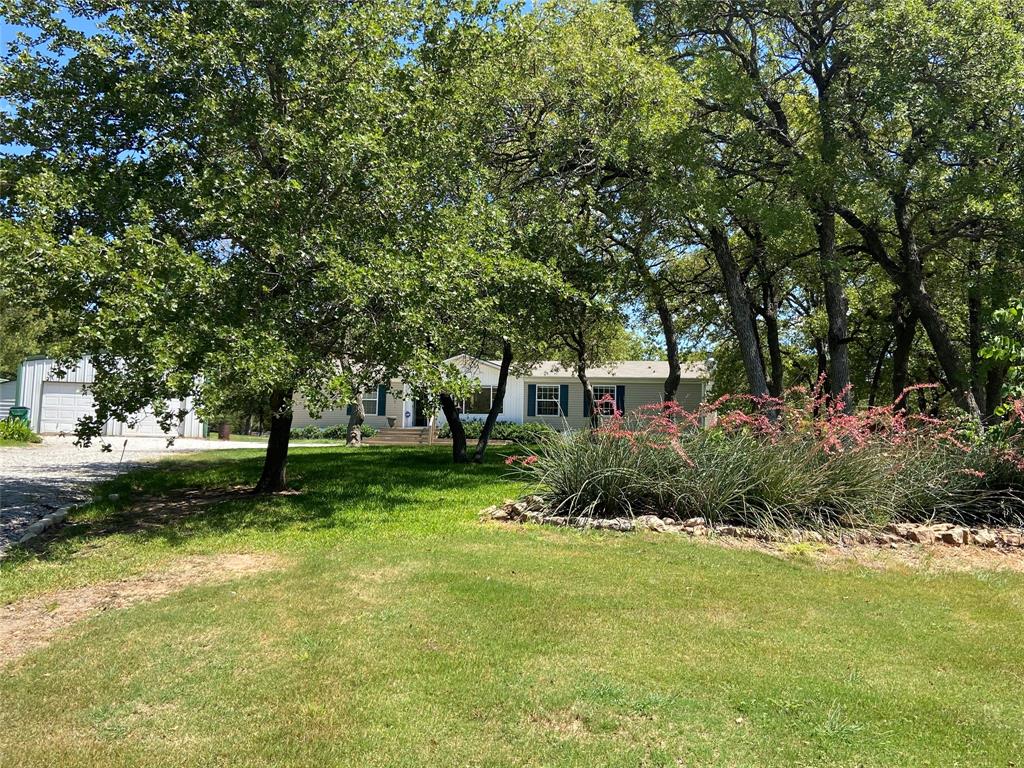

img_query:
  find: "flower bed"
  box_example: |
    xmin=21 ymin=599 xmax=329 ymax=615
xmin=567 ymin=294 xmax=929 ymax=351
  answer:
xmin=505 ymin=387 xmax=1024 ymax=532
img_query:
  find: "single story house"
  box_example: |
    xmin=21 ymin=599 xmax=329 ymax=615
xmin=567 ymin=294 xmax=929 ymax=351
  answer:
xmin=291 ymin=356 xmax=712 ymax=431
xmin=10 ymin=356 xmax=205 ymax=437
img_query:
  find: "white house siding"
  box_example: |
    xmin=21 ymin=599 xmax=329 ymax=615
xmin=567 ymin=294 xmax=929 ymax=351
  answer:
xmin=436 ymin=382 xmax=525 ymax=425
xmin=16 ymin=357 xmax=205 ymax=437
xmin=523 ymin=378 xmax=707 ymax=430
xmin=434 ymin=363 xmax=525 ymax=426
xmin=290 ymin=358 xmax=706 ymax=430
xmin=291 ymin=381 xmax=405 ymax=430
xmin=624 ymin=381 xmax=705 ymax=413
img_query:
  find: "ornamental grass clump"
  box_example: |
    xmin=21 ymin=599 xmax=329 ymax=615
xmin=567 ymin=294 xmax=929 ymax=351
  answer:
xmin=510 ymin=386 xmax=1024 ymax=532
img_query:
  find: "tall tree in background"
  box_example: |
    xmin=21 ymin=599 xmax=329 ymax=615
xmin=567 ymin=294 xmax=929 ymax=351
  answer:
xmin=831 ymin=0 xmax=1024 ymax=422
xmin=469 ymin=1 xmax=692 ymax=414
xmin=633 ymin=0 xmax=859 ymax=409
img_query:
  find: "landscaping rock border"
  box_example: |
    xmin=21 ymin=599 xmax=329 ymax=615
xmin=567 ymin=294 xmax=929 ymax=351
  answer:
xmin=482 ymin=496 xmax=1024 ymax=550
xmin=0 ymin=503 xmax=76 ymax=559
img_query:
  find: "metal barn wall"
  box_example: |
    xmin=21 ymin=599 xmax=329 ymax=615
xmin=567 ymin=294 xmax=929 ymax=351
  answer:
xmin=0 ymin=379 xmax=15 ymax=419
xmin=16 ymin=356 xmax=205 ymax=437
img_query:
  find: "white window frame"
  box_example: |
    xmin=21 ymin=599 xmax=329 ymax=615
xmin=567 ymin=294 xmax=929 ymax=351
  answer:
xmin=361 ymin=390 xmax=379 ymax=416
xmin=592 ymin=385 xmax=617 ymax=416
xmin=536 ymin=385 xmax=560 ymax=416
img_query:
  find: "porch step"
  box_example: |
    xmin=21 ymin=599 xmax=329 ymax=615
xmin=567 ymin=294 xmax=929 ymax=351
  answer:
xmin=365 ymin=427 xmax=435 ymax=445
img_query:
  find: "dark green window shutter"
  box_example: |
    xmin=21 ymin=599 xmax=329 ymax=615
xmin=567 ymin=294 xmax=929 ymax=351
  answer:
xmin=615 ymin=385 xmax=625 ymax=414
xmin=583 ymin=391 xmax=591 ymax=418
xmin=377 ymin=384 xmax=388 ymax=416
xmin=559 ymin=384 xmax=569 ymax=417
xmin=527 ymin=384 xmax=536 ymax=417
xmin=346 ymin=403 xmax=352 ymax=416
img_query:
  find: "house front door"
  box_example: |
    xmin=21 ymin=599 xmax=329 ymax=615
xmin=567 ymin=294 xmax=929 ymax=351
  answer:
xmin=414 ymin=400 xmax=428 ymax=427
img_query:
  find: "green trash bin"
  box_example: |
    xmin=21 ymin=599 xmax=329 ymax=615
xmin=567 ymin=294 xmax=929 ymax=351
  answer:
xmin=8 ymin=406 xmax=29 ymax=425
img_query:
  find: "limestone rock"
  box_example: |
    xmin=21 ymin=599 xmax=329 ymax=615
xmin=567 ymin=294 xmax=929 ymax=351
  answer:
xmin=1000 ymin=532 xmax=1023 ymax=547
xmin=907 ymin=528 xmax=935 ymax=544
xmin=635 ymin=515 xmax=668 ymax=532
xmin=972 ymin=530 xmax=997 ymax=547
xmin=938 ymin=527 xmax=968 ymax=546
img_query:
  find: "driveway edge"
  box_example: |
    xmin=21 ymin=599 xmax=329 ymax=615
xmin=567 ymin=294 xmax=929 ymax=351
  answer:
xmin=0 ymin=504 xmax=76 ymax=559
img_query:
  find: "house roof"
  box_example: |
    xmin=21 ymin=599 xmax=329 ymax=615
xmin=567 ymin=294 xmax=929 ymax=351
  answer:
xmin=446 ymin=355 xmax=710 ymax=380
xmin=524 ymin=360 xmax=709 ymax=379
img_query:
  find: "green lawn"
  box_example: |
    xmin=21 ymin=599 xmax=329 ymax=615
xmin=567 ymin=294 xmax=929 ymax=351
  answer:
xmin=2 ymin=446 xmax=1023 ymax=767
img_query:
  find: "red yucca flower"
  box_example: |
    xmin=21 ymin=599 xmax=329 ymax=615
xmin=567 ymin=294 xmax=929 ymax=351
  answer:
xmin=505 ymin=454 xmax=538 ymax=466
xmin=585 ymin=382 xmax=1024 ymax=471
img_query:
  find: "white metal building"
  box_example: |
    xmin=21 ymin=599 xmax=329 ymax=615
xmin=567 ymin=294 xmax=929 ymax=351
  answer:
xmin=0 ymin=379 xmax=15 ymax=419
xmin=13 ymin=356 xmax=205 ymax=437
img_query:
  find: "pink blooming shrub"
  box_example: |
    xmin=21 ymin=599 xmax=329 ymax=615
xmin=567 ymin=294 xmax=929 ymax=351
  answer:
xmin=512 ymin=385 xmax=1024 ymax=531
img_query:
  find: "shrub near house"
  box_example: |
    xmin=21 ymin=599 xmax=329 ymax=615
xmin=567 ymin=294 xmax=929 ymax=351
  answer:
xmin=437 ymin=420 xmax=556 ymax=445
xmin=0 ymin=418 xmax=42 ymax=443
xmin=290 ymin=424 xmax=378 ymax=440
xmin=512 ymin=388 xmax=1024 ymax=531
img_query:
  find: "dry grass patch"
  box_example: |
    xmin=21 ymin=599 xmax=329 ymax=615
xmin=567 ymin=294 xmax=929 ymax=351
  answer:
xmin=1 ymin=552 xmax=283 ymax=664
xmin=721 ymin=534 xmax=1024 ymax=573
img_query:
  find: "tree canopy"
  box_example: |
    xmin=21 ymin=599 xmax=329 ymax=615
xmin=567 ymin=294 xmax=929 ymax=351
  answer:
xmin=2 ymin=0 xmax=1022 ymax=482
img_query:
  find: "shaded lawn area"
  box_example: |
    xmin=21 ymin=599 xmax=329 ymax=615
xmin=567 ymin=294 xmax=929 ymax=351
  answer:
xmin=2 ymin=447 xmax=1023 ymax=767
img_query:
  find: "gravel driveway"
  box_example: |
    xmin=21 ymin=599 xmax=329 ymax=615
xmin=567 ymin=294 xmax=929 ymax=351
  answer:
xmin=0 ymin=436 xmax=263 ymax=550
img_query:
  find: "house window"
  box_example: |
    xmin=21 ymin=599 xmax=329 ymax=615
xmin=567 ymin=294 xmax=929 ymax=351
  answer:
xmin=536 ymin=385 xmax=560 ymax=416
xmin=593 ymin=385 xmax=617 ymax=416
xmin=361 ymin=390 xmax=379 ymax=415
xmin=461 ymin=386 xmax=503 ymax=414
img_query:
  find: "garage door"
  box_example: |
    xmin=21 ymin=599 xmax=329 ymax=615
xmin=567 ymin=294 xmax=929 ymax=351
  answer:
xmin=123 ymin=407 xmax=176 ymax=437
xmin=39 ymin=381 xmax=96 ymax=434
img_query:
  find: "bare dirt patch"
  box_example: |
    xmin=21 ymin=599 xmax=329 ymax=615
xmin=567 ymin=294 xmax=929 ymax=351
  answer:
xmin=798 ymin=540 xmax=1024 ymax=573
xmin=486 ymin=499 xmax=1024 ymax=574
xmin=93 ymin=488 xmax=262 ymax=534
xmin=528 ymin=707 xmax=593 ymax=739
xmin=1 ymin=552 xmax=283 ymax=665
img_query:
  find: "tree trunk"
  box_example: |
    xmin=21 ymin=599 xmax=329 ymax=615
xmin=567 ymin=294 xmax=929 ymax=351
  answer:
xmin=967 ymin=256 xmax=986 ymax=416
xmin=812 ymin=337 xmax=828 ymax=417
xmin=813 ymin=206 xmax=853 ymax=412
xmin=439 ymin=393 xmax=468 ymax=463
xmin=255 ymin=388 xmax=293 ymax=493
xmin=473 ymin=339 xmax=513 ymax=463
xmin=578 ymin=365 xmax=599 ymax=428
xmin=709 ymin=225 xmax=770 ymax=399
xmin=985 ymin=363 xmax=1008 ymax=423
xmin=835 ymin=203 xmax=979 ymax=421
xmin=761 ymin=298 xmax=784 ymax=398
xmin=891 ymin=194 xmax=982 ymax=422
xmin=655 ymin=294 xmax=682 ymax=402
xmin=891 ymin=295 xmax=917 ymax=408
xmin=867 ymin=335 xmax=892 ymax=408
xmin=346 ymin=397 xmax=365 ymax=447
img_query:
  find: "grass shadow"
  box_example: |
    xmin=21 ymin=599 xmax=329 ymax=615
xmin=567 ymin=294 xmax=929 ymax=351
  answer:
xmin=9 ymin=446 xmax=522 ymax=562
